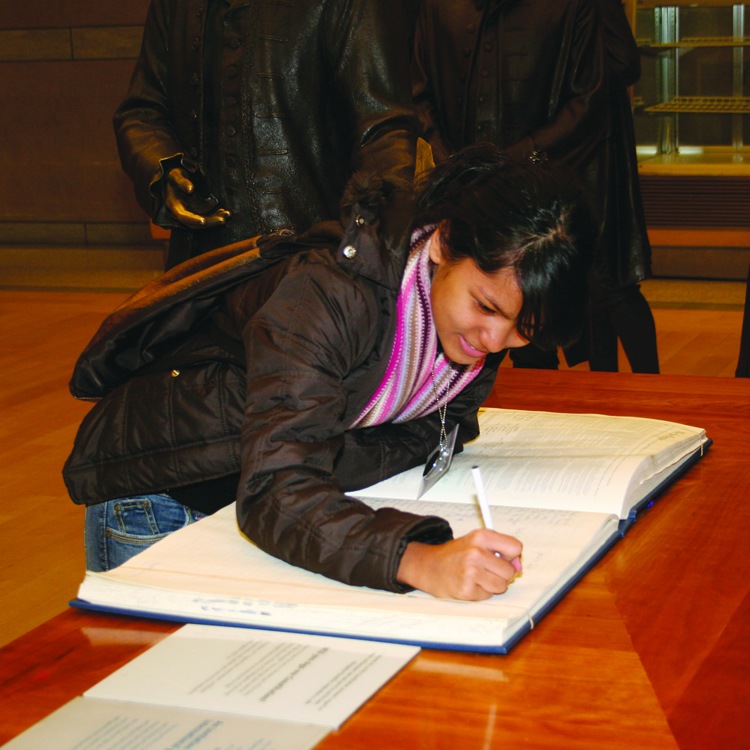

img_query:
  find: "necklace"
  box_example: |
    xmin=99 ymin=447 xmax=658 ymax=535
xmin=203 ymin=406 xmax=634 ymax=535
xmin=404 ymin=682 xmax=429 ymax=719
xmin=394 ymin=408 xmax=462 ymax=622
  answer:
xmin=431 ymin=366 xmax=449 ymax=457
xmin=418 ymin=367 xmax=459 ymax=499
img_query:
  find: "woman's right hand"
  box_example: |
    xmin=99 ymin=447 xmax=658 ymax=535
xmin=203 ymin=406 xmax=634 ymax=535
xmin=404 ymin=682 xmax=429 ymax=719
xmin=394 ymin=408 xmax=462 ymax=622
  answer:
xmin=397 ymin=530 xmax=523 ymax=600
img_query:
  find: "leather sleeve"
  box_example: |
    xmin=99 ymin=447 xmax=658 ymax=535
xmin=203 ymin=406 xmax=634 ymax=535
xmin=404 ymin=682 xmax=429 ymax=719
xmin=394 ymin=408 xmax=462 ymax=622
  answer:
xmin=328 ymin=0 xmax=418 ymax=187
xmin=599 ymin=0 xmax=641 ymax=88
xmin=112 ymin=0 xmax=194 ymax=220
xmin=410 ymin=3 xmax=456 ymax=164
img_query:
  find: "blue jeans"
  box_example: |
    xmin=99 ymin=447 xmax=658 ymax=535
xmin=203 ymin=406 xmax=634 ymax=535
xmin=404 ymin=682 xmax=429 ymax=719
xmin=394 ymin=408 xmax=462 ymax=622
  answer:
xmin=84 ymin=494 xmax=206 ymax=572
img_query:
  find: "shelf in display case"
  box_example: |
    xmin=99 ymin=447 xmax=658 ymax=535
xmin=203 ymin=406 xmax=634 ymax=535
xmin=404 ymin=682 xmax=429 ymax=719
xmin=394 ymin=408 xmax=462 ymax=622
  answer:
xmin=644 ymin=96 xmax=750 ymax=114
xmin=635 ymin=0 xmax=747 ymax=9
xmin=638 ymin=35 xmax=750 ymax=49
xmin=637 ymin=146 xmax=750 ymax=175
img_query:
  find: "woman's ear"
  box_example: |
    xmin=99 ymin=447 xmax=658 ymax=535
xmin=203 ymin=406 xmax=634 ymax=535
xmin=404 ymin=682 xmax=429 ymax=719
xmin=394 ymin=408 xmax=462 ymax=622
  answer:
xmin=428 ymin=221 xmax=450 ymax=265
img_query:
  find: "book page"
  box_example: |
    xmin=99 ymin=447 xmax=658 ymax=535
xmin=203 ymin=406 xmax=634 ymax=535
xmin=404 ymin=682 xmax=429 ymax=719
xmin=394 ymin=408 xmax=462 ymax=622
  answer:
xmin=1 ymin=696 xmax=327 ymax=750
xmin=354 ymin=452 xmax=643 ymax=517
xmin=76 ymin=502 xmax=619 ymax=650
xmin=84 ymin=624 xmax=419 ymax=729
xmin=352 ymin=408 xmax=706 ymax=518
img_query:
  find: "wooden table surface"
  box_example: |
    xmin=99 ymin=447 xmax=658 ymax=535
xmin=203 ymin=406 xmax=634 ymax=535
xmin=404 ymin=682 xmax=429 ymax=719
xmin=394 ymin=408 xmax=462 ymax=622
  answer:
xmin=1 ymin=369 xmax=749 ymax=749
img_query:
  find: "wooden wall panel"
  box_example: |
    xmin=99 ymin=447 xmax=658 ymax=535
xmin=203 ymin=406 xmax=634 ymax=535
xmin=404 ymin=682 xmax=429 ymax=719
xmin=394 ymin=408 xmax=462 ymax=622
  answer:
xmin=0 ymin=1 xmax=152 ymax=246
xmin=0 ymin=1 xmax=151 ymax=29
xmin=0 ymin=60 xmax=144 ymax=223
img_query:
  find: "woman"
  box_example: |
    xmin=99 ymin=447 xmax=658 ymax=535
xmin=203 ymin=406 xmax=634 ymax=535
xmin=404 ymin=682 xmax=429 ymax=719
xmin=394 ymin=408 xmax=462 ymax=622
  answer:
xmin=64 ymin=144 xmax=593 ymax=601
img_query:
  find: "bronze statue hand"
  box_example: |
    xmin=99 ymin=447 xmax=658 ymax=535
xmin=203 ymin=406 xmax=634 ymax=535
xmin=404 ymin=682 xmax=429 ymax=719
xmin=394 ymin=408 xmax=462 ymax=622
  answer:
xmin=165 ymin=167 xmax=232 ymax=229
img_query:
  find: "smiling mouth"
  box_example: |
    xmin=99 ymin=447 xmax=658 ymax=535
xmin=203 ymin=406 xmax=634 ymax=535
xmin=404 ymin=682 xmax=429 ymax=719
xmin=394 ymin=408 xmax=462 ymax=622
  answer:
xmin=459 ymin=336 xmax=486 ymax=358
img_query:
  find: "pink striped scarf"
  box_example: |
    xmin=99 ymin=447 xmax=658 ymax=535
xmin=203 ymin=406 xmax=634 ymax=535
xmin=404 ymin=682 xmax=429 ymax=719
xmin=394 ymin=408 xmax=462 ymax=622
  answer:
xmin=352 ymin=226 xmax=485 ymax=428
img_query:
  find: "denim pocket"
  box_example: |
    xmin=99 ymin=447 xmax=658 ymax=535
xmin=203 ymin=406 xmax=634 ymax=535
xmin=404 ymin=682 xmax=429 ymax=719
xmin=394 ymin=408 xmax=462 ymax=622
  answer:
xmin=86 ymin=494 xmax=205 ymax=571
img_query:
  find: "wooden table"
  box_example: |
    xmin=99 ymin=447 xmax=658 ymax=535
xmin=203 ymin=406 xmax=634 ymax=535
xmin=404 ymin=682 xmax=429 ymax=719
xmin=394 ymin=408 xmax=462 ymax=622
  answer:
xmin=1 ymin=370 xmax=749 ymax=749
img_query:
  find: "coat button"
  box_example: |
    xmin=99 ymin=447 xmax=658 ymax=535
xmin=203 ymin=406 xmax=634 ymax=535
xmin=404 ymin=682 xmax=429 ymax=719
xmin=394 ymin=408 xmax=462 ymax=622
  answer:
xmin=171 ymin=369 xmax=180 ymax=378
xmin=342 ymin=245 xmax=357 ymax=259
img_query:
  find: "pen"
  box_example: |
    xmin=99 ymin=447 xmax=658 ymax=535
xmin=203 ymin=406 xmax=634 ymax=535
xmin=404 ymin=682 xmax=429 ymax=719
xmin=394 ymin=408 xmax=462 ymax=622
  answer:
xmin=471 ymin=465 xmax=494 ymax=529
xmin=472 ymin=464 xmax=523 ymax=574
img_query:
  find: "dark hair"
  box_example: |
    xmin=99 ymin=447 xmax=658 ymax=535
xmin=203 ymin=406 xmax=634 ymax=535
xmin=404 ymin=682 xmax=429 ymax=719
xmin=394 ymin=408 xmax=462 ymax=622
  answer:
xmin=411 ymin=143 xmax=595 ymax=350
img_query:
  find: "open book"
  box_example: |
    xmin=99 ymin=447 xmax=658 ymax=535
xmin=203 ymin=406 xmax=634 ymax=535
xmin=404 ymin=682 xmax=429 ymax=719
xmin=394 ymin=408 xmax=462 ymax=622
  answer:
xmin=72 ymin=408 xmax=709 ymax=654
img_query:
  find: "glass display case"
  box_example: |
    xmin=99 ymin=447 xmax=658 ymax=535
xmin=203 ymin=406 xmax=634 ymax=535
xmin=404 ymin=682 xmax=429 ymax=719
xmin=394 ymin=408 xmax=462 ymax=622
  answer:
xmin=626 ymin=1 xmax=750 ymax=281
xmin=631 ymin=0 xmax=749 ymax=175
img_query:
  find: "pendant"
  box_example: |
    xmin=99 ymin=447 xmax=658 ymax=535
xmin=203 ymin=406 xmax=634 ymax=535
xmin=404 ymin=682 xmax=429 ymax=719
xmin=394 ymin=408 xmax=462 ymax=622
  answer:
xmin=417 ymin=423 xmax=459 ymax=499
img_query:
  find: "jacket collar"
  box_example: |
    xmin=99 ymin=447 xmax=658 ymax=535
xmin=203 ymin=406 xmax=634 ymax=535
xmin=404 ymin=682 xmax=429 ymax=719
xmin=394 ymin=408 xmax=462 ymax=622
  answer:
xmin=337 ymin=172 xmax=412 ymax=292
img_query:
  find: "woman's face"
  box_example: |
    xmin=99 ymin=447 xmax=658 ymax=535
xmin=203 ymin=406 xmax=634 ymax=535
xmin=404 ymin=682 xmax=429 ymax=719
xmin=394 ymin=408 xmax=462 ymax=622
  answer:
xmin=428 ymin=229 xmax=529 ymax=365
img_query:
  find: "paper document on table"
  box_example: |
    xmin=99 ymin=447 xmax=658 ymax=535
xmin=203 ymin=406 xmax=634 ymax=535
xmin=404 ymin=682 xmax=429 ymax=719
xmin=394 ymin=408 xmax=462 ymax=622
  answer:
xmin=85 ymin=624 xmax=419 ymax=729
xmin=0 ymin=696 xmax=327 ymax=750
xmin=2 ymin=624 xmax=419 ymax=750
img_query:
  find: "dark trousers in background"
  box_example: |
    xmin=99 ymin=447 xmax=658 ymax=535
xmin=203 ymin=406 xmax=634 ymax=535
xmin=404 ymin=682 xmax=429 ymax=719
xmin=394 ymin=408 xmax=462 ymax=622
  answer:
xmin=588 ymin=282 xmax=659 ymax=373
xmin=509 ymin=282 xmax=659 ymax=374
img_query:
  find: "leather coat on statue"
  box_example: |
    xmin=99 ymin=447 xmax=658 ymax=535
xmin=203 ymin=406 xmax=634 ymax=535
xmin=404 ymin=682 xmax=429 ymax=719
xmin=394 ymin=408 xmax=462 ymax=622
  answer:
xmin=63 ymin=178 xmax=503 ymax=592
xmin=412 ymin=0 xmax=650 ymax=288
xmin=412 ymin=0 xmax=606 ymax=167
xmin=593 ymin=0 xmax=652 ymax=287
xmin=114 ymin=0 xmax=418 ymax=268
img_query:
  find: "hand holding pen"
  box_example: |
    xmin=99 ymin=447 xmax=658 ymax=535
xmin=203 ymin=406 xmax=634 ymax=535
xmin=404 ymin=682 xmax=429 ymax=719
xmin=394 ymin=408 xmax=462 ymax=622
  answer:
xmin=396 ymin=466 xmax=522 ymax=600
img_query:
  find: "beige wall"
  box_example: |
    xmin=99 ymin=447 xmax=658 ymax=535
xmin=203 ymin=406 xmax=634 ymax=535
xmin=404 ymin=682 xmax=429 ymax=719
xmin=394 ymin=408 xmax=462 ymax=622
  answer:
xmin=0 ymin=1 xmax=155 ymax=246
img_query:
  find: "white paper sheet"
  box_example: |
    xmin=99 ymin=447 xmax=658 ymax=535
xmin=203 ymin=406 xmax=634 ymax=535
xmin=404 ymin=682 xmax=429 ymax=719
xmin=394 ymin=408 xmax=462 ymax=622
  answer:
xmin=0 ymin=696 xmax=328 ymax=750
xmin=85 ymin=624 xmax=419 ymax=728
